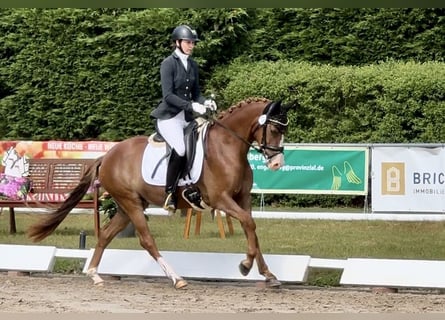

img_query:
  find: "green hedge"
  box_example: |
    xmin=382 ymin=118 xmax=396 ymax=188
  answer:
xmin=0 ymin=8 xmax=253 ymax=141
xmin=212 ymin=60 xmax=445 ymax=144
xmin=1 ymin=9 xmax=443 ymax=141
xmin=249 ymin=8 xmax=445 ymax=65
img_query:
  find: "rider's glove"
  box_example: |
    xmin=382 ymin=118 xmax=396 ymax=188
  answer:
xmin=192 ymin=102 xmax=206 ymax=115
xmin=204 ymin=99 xmax=217 ymax=111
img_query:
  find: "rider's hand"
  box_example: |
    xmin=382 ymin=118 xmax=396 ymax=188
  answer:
xmin=192 ymin=102 xmax=206 ymax=115
xmin=204 ymin=99 xmax=217 ymax=111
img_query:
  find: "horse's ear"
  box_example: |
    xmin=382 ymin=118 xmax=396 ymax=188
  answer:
xmin=263 ymin=100 xmax=282 ymax=118
xmin=279 ymin=100 xmax=298 ymax=114
xmin=260 ymin=100 xmax=288 ymax=127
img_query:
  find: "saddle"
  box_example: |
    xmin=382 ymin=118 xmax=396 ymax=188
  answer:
xmin=152 ymin=120 xmax=200 ymax=179
xmin=151 ymin=119 xmax=208 ymax=210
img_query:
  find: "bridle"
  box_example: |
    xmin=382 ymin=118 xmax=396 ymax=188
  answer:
xmin=257 ymin=117 xmax=288 ymax=160
xmin=205 ymin=101 xmax=289 ymax=161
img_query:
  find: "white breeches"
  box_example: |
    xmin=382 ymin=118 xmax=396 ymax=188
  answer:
xmin=157 ymin=111 xmax=189 ymax=156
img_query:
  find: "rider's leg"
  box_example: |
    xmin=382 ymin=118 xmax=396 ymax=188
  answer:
xmin=164 ymin=149 xmax=185 ymax=211
xmin=157 ymin=112 xmax=188 ymax=211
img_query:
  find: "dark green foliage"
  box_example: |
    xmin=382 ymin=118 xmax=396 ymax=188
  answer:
xmin=53 ymin=258 xmax=86 ymax=274
xmin=1 ymin=8 xmax=444 ymax=141
xmin=249 ymin=8 xmax=445 ymax=65
xmin=307 ymin=269 xmax=342 ymax=287
xmin=0 ymin=8 xmax=253 ymax=140
xmin=211 ymin=60 xmax=445 ymax=144
xmin=252 ymin=193 xmax=364 ymax=209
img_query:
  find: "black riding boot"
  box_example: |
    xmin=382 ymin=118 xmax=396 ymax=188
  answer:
xmin=163 ymin=150 xmax=185 ymax=211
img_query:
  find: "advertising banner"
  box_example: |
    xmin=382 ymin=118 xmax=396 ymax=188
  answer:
xmin=371 ymin=146 xmax=445 ymax=212
xmin=1 ymin=141 xmax=368 ymax=196
xmin=0 ymin=140 xmax=117 ymax=162
xmin=0 ymin=140 xmax=118 ymax=201
xmin=249 ymin=146 xmax=369 ymax=195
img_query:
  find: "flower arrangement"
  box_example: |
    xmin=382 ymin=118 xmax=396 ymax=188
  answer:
xmin=0 ymin=174 xmax=32 ymax=200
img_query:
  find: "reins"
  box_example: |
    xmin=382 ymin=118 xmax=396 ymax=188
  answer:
xmin=210 ymin=116 xmax=260 ymax=151
xmin=202 ymin=111 xmax=285 ymax=160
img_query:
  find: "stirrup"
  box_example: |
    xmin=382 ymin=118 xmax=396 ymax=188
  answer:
xmin=163 ymin=193 xmax=177 ymax=213
xmin=182 ymin=187 xmax=207 ymax=211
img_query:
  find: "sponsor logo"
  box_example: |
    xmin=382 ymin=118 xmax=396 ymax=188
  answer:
xmin=381 ymin=162 xmax=405 ymax=195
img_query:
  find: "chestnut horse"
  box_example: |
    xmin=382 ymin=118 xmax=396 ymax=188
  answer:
xmin=28 ymin=97 xmax=290 ymax=289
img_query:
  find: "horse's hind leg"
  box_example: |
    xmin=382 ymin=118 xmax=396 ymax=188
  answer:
xmin=86 ymin=209 xmax=131 ymax=285
xmin=131 ymin=211 xmax=188 ymax=289
xmin=116 ymin=200 xmax=187 ymax=289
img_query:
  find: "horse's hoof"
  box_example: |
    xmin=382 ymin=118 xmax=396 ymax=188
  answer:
xmin=266 ymin=278 xmax=282 ymax=288
xmin=239 ymin=261 xmax=251 ymax=276
xmin=92 ymin=278 xmax=105 ymax=286
xmin=174 ymin=279 xmax=188 ymax=289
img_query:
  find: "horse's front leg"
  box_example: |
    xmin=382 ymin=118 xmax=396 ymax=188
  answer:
xmin=237 ymin=214 xmax=281 ymax=287
xmin=254 ymin=249 xmax=282 ymax=287
xmin=237 ymin=213 xmax=257 ymax=276
xmin=221 ymin=202 xmax=280 ymax=287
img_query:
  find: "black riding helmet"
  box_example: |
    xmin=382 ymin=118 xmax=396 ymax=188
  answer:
xmin=171 ymin=25 xmax=200 ymax=43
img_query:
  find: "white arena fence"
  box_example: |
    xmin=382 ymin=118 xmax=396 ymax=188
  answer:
xmin=2 ymin=244 xmax=445 ymax=291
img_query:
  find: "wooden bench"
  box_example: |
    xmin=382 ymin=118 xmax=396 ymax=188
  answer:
xmin=0 ymin=158 xmax=99 ymax=236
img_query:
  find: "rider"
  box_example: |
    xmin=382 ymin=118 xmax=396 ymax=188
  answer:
xmin=150 ymin=25 xmax=217 ymax=212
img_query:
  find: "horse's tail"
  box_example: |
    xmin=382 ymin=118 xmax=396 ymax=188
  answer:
xmin=27 ymin=156 xmax=103 ymax=242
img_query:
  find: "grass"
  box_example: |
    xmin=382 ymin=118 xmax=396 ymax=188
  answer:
xmin=2 ymin=210 xmax=445 ymax=286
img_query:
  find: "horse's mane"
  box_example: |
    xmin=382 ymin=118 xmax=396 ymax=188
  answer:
xmin=216 ymin=97 xmax=270 ymax=120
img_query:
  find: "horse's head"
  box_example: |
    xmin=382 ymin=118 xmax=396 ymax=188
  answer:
xmin=255 ymin=100 xmax=289 ymax=171
xmin=214 ymin=98 xmax=290 ymax=171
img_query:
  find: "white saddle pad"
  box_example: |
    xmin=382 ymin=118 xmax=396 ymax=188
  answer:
xmin=141 ymin=123 xmax=209 ymax=186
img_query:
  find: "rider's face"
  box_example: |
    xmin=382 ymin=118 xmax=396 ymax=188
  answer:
xmin=177 ymin=40 xmax=195 ymax=55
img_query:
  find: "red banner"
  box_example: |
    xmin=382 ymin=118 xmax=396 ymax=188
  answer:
xmin=0 ymin=140 xmax=117 ymax=160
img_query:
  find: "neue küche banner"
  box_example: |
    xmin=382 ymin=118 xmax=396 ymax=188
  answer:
xmin=249 ymin=146 xmax=369 ymax=195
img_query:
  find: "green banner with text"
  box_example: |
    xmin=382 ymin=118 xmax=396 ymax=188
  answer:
xmin=249 ymin=146 xmax=369 ymax=195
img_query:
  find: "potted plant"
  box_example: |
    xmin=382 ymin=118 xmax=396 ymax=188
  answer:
xmin=98 ymin=192 xmax=118 ymax=220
